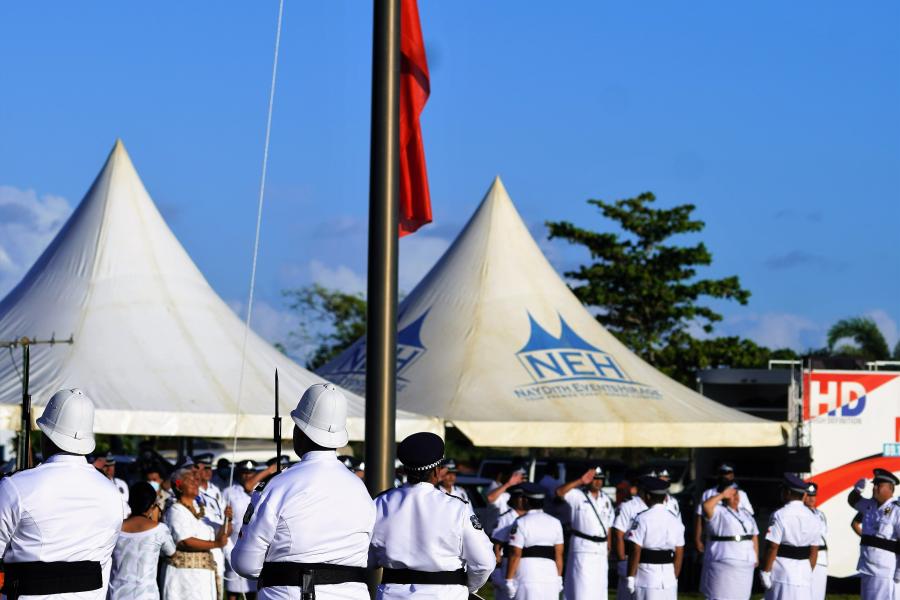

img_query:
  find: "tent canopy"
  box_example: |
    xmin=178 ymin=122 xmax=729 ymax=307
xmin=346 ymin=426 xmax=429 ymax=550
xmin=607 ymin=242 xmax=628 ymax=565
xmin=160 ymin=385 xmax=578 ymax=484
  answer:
xmin=320 ymin=177 xmax=787 ymax=447
xmin=0 ymin=141 xmax=440 ymax=440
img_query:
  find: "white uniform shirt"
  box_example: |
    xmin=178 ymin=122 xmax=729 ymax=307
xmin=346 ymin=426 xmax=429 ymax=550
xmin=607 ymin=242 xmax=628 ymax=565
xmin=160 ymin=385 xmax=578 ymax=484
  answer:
xmin=855 ymin=496 xmax=900 ymax=577
xmin=491 ymin=491 xmax=511 ymax=514
xmin=370 ymin=482 xmax=495 ymax=592
xmin=704 ymin=504 xmax=758 ymax=563
xmin=507 ymin=509 xmax=563 ymax=583
xmin=663 ymin=494 xmax=680 ymax=518
xmin=199 ymin=481 xmax=225 ymax=524
xmin=765 ymin=500 xmax=821 ymax=585
xmin=625 ymin=503 xmax=684 ymax=590
xmin=810 ymin=507 xmax=828 ymax=567
xmin=440 ymin=484 xmax=470 ymax=504
xmin=232 ymin=451 xmax=376 ymax=600
xmin=696 ymin=486 xmax=754 ymax=515
xmin=491 ymin=509 xmax=521 ymax=544
xmin=0 ymin=454 xmax=123 ymax=600
xmin=563 ymin=488 xmax=613 ymax=554
xmin=612 ymin=496 xmax=647 ymax=533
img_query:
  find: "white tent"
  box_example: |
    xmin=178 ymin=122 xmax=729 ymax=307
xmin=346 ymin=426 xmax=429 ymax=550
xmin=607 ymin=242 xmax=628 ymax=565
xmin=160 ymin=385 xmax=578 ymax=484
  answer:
xmin=0 ymin=140 xmax=440 ymax=440
xmin=320 ymin=177 xmax=787 ymax=447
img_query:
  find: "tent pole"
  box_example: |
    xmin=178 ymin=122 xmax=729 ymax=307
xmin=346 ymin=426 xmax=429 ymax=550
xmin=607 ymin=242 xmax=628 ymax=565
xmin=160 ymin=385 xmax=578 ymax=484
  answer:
xmin=364 ymin=0 xmax=400 ymax=498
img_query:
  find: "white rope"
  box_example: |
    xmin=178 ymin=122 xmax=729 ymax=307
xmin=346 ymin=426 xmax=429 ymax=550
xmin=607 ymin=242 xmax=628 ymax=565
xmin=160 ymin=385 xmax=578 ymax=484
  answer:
xmin=229 ymin=0 xmax=285 ymax=487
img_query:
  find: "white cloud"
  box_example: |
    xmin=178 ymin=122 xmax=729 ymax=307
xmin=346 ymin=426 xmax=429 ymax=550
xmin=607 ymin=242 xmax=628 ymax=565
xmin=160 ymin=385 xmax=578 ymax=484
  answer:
xmin=721 ymin=312 xmax=824 ymax=350
xmin=0 ymin=185 xmax=71 ymax=296
xmin=865 ymin=309 xmax=899 ymax=350
xmin=227 ymin=298 xmax=304 ymax=355
xmin=308 ymin=259 xmax=367 ymax=296
xmin=399 ymin=234 xmax=450 ymax=292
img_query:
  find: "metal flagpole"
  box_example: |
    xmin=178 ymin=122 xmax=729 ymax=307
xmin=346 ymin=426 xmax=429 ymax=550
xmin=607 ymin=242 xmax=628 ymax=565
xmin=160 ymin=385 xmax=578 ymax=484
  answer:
xmin=364 ymin=0 xmax=400 ymax=498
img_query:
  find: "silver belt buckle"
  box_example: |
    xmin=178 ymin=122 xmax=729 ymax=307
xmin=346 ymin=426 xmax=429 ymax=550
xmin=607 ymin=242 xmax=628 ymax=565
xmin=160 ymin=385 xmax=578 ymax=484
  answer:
xmin=733 ymin=535 xmax=741 ymax=542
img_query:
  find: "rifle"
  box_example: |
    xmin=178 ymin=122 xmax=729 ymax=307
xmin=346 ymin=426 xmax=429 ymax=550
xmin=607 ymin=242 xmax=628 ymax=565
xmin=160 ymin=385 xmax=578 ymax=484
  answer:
xmin=274 ymin=369 xmax=282 ymax=473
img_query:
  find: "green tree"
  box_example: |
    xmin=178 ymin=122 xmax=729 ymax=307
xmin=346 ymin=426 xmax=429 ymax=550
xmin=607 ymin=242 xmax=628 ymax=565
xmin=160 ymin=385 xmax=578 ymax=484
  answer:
xmin=827 ymin=317 xmax=895 ymax=360
xmin=547 ymin=192 xmax=791 ymax=384
xmin=282 ymin=284 xmax=367 ymax=370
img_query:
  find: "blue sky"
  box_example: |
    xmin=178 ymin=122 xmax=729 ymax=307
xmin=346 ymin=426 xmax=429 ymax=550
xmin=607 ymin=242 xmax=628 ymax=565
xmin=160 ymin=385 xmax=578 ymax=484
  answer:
xmin=1 ymin=1 xmax=898 ymax=359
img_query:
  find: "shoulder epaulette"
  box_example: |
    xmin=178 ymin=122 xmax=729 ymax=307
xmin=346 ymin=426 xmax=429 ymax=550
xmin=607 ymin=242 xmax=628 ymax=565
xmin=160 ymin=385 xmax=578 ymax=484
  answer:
xmin=255 ymin=471 xmax=282 ymax=492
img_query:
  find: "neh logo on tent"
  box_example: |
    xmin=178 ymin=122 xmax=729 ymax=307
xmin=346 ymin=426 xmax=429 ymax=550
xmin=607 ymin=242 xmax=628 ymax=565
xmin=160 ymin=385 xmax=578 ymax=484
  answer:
xmin=803 ymin=371 xmax=897 ymax=421
xmin=513 ymin=313 xmax=661 ymax=401
xmin=317 ymin=310 xmax=429 ymax=394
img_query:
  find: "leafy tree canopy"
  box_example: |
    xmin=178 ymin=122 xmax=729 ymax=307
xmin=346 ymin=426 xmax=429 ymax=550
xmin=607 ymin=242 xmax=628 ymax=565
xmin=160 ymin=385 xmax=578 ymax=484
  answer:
xmin=281 ymin=284 xmax=366 ymax=371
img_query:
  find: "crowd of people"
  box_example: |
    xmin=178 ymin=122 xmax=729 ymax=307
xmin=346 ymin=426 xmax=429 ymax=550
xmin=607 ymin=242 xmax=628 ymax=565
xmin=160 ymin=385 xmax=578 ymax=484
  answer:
xmin=0 ymin=385 xmax=898 ymax=600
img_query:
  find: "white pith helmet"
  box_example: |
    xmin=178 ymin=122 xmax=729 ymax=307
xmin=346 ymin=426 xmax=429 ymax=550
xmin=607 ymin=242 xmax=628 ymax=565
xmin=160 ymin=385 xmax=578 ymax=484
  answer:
xmin=36 ymin=388 xmax=96 ymax=455
xmin=290 ymin=383 xmax=349 ymax=449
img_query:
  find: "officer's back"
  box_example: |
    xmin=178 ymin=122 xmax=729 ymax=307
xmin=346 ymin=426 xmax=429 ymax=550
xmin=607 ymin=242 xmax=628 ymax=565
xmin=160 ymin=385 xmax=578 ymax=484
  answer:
xmin=232 ymin=384 xmax=375 ymax=600
xmin=0 ymin=389 xmax=122 ymax=600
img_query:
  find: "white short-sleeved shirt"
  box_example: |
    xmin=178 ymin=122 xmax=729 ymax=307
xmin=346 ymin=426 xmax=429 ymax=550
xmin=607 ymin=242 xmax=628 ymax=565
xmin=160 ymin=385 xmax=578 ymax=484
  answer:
xmin=612 ymin=495 xmax=647 ymax=533
xmin=491 ymin=491 xmax=511 ymax=514
xmin=696 ymin=486 xmax=754 ymax=515
xmin=765 ymin=500 xmax=821 ymax=585
xmin=625 ymin=503 xmax=685 ymax=589
xmin=563 ymin=488 xmax=614 ymax=554
xmin=810 ymin=507 xmax=828 ymax=567
xmin=491 ymin=509 xmax=521 ymax=545
xmin=704 ymin=505 xmax=758 ymax=563
xmin=855 ymin=497 xmax=900 ymax=576
xmin=508 ymin=510 xmax=563 ymax=583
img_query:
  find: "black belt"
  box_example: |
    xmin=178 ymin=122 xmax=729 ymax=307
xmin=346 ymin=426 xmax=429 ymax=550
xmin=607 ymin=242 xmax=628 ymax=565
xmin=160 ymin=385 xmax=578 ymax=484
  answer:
xmin=861 ymin=535 xmax=898 ymax=553
xmin=710 ymin=535 xmax=753 ymax=542
xmin=571 ymin=530 xmax=606 ymax=543
xmin=381 ymin=568 xmax=467 ymax=586
xmin=258 ymin=562 xmax=368 ymax=590
xmin=2 ymin=560 xmax=102 ymax=598
xmin=776 ymin=544 xmax=812 ymax=559
xmin=639 ymin=549 xmax=675 ymax=564
xmin=521 ymin=546 xmax=555 ymax=559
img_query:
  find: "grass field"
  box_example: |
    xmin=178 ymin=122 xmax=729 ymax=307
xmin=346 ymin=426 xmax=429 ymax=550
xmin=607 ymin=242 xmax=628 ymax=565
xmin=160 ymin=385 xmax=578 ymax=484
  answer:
xmin=476 ymin=585 xmax=859 ymax=599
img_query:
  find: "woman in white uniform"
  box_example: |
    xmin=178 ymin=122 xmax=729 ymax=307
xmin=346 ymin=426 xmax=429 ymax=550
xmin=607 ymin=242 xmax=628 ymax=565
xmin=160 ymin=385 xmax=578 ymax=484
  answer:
xmin=700 ymin=484 xmax=758 ymax=600
xmin=162 ymin=467 xmax=231 ymax=600
xmin=803 ymin=482 xmax=828 ymax=600
xmin=505 ymin=483 xmax=564 ymax=600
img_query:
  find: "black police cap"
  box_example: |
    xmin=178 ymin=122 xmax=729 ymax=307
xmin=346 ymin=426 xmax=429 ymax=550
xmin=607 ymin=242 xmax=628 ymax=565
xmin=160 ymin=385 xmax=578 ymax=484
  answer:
xmin=397 ymin=432 xmax=444 ymax=471
xmin=520 ymin=482 xmax=546 ymax=499
xmin=806 ymin=481 xmax=818 ymax=496
xmin=642 ymin=477 xmax=670 ymax=495
xmin=507 ymin=484 xmax=526 ymax=497
xmin=873 ymin=468 xmax=900 ymax=486
xmin=783 ymin=473 xmax=808 ymax=494
xmin=192 ymin=453 xmax=214 ymax=465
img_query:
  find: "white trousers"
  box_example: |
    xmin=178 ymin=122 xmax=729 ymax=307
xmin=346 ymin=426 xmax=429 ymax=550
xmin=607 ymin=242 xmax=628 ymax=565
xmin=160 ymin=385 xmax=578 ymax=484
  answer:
xmin=860 ymin=574 xmax=894 ymax=600
xmin=634 ymin=588 xmax=676 ymax=600
xmin=810 ymin=564 xmax=826 ymax=600
xmin=763 ymin=582 xmax=810 ymax=600
xmin=564 ymin=550 xmax=607 ymax=600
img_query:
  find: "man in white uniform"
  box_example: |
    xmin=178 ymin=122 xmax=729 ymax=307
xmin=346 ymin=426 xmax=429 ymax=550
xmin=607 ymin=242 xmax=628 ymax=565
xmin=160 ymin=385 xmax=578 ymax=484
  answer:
xmin=654 ymin=469 xmax=681 ymax=519
xmin=612 ymin=477 xmax=649 ymax=600
xmin=0 ymin=389 xmax=122 ymax=600
xmin=232 ymin=383 xmax=376 ymax=600
xmin=848 ymin=468 xmax=900 ymax=599
xmin=803 ymin=481 xmax=827 ymax=600
xmin=222 ymin=460 xmax=260 ymax=600
xmin=437 ymin=459 xmax=470 ymax=503
xmin=556 ymin=467 xmax=614 ymax=599
xmin=624 ymin=477 xmax=685 ymax=600
xmin=505 ymin=483 xmax=564 ymax=600
xmin=370 ymin=432 xmax=494 ymax=600
xmin=100 ymin=453 xmax=131 ymax=518
xmin=491 ymin=485 xmax=527 ymax=600
xmin=758 ymin=474 xmax=821 ymax=600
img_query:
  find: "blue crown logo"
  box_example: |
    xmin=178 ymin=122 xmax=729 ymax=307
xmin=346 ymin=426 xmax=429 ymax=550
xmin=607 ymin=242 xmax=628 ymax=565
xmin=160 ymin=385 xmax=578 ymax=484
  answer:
xmin=516 ymin=312 xmax=636 ymax=386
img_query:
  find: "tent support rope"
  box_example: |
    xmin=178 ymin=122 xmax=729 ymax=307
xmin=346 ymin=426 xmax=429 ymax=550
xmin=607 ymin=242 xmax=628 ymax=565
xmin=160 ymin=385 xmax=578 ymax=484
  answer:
xmin=229 ymin=0 xmax=285 ymax=487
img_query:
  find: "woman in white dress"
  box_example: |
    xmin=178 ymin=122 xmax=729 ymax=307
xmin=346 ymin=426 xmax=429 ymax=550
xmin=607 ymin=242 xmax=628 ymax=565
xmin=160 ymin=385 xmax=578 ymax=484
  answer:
xmin=700 ymin=485 xmax=759 ymax=600
xmin=161 ymin=467 xmax=231 ymax=600
xmin=109 ymin=482 xmax=177 ymax=600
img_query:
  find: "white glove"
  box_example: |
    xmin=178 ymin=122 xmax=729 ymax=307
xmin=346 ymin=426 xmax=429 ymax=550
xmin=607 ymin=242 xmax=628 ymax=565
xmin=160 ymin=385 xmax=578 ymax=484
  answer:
xmin=894 ymin=569 xmax=900 ymax=584
xmin=557 ymin=576 xmax=564 ymax=593
xmin=855 ymin=478 xmax=867 ymax=492
xmin=759 ymin=570 xmax=773 ymax=590
xmin=505 ymin=579 xmax=518 ymax=599
xmin=626 ymin=576 xmax=636 ymax=594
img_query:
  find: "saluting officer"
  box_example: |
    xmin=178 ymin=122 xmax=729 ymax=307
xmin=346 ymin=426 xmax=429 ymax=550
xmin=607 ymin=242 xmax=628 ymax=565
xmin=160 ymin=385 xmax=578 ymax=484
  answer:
xmin=232 ymin=383 xmax=376 ymax=600
xmin=624 ymin=477 xmax=685 ymax=600
xmin=848 ymin=468 xmax=900 ymax=599
xmin=611 ymin=477 xmax=649 ymax=600
xmin=491 ymin=485 xmax=528 ymax=600
xmin=370 ymin=432 xmax=494 ymax=600
xmin=699 ymin=484 xmax=758 ymax=600
xmin=555 ymin=467 xmax=614 ymax=599
xmin=505 ymin=483 xmax=564 ymax=600
xmin=758 ymin=474 xmax=821 ymax=600
xmin=0 ymin=389 xmax=123 ymax=599
xmin=803 ymin=482 xmax=827 ymax=600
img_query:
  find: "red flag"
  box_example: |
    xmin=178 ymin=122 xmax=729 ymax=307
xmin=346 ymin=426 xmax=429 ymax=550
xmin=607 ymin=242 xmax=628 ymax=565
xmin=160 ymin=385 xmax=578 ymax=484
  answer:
xmin=398 ymin=0 xmax=431 ymax=236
